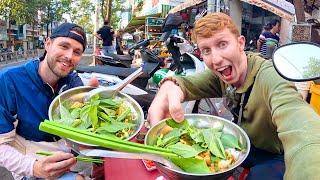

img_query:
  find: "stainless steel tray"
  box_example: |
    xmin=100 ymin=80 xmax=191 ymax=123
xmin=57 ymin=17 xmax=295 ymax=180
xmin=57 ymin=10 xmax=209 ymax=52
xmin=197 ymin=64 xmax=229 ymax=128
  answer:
xmin=48 ymin=86 xmax=144 ymax=149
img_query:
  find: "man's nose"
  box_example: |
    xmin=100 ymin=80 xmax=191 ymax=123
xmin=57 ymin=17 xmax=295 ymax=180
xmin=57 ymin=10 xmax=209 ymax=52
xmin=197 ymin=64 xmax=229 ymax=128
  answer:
xmin=64 ymin=49 xmax=73 ymax=60
xmin=210 ymin=50 xmax=223 ymax=65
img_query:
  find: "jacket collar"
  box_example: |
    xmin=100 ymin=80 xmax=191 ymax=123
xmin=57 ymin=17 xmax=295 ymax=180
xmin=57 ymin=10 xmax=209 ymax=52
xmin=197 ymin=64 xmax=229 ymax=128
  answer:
xmin=25 ymin=59 xmax=69 ymax=96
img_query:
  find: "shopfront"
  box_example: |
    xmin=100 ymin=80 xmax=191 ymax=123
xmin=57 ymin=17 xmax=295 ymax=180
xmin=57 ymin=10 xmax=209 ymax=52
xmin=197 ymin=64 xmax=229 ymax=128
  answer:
xmin=241 ymin=3 xmax=280 ymax=50
xmin=238 ymin=0 xmax=295 ymax=48
xmin=166 ymin=0 xmax=295 ymax=47
xmin=0 ymin=21 xmax=7 ymax=48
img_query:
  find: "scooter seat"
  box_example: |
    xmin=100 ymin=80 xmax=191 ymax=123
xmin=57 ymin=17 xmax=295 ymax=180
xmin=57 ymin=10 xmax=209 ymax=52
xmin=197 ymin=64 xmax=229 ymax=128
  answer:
xmin=76 ymin=65 xmax=149 ymax=89
xmin=103 ymin=53 xmax=133 ymax=61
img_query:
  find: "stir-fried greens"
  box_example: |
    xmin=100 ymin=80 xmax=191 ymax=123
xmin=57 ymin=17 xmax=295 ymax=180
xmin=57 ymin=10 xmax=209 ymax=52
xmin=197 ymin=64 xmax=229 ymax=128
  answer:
xmin=155 ymin=119 xmax=243 ymax=173
xmin=52 ymin=94 xmax=137 ymax=139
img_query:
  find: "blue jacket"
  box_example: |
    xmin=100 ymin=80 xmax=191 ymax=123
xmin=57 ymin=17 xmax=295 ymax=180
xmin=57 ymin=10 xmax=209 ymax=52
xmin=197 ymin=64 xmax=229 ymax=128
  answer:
xmin=0 ymin=59 xmax=83 ymax=142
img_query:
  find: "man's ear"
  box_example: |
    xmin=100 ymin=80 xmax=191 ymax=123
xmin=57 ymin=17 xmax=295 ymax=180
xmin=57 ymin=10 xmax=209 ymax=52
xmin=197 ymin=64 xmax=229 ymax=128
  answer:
xmin=45 ymin=37 xmax=52 ymax=51
xmin=238 ymin=35 xmax=245 ymax=51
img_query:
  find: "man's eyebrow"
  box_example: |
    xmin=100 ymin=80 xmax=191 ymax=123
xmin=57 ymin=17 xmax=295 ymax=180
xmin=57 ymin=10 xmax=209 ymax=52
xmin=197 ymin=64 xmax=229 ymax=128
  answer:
xmin=198 ymin=35 xmax=226 ymax=48
xmin=59 ymin=41 xmax=83 ymax=52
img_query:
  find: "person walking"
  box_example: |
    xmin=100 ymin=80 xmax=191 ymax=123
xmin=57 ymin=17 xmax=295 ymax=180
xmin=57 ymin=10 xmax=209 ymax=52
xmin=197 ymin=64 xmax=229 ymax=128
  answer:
xmin=116 ymin=29 xmax=124 ymax=55
xmin=95 ymin=20 xmax=115 ymax=54
xmin=257 ymin=19 xmax=281 ymax=57
xmin=0 ymin=23 xmax=98 ymax=180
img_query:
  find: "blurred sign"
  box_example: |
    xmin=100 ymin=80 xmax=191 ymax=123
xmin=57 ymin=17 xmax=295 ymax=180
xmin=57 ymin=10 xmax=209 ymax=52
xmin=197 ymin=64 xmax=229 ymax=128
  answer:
xmin=152 ymin=0 xmax=159 ymax=7
xmin=146 ymin=6 xmax=159 ymax=15
xmin=162 ymin=0 xmax=186 ymax=6
xmin=168 ymin=0 xmax=206 ymax=14
xmin=240 ymin=0 xmax=295 ymax=21
xmin=263 ymin=0 xmax=295 ymax=15
xmin=123 ymin=33 xmax=133 ymax=40
xmin=0 ymin=21 xmax=8 ymax=41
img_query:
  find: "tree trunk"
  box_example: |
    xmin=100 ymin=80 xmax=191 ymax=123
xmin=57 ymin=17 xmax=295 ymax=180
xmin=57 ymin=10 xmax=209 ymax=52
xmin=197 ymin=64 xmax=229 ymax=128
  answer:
xmin=47 ymin=23 xmax=49 ymax=37
xmin=8 ymin=17 xmax=12 ymax=48
xmin=32 ymin=23 xmax=35 ymax=49
xmin=293 ymin=0 xmax=305 ymax=23
xmin=101 ymin=0 xmax=106 ymax=21
xmin=105 ymin=0 xmax=112 ymax=22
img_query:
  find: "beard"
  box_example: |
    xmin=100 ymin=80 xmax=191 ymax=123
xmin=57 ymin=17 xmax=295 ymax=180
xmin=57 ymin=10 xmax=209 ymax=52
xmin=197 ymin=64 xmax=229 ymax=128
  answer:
xmin=46 ymin=55 xmax=75 ymax=78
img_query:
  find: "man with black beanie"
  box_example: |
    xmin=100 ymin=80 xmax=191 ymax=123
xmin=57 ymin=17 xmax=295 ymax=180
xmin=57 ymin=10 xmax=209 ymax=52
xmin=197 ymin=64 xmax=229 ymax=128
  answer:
xmin=0 ymin=23 xmax=98 ymax=180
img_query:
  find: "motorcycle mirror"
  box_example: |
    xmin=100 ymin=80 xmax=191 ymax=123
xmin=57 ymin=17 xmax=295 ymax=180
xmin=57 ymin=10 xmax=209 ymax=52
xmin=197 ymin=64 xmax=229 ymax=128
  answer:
xmin=273 ymin=42 xmax=320 ymax=82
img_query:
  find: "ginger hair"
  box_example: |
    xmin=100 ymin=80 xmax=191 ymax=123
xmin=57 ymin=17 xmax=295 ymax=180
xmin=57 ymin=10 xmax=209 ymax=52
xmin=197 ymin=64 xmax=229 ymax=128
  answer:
xmin=191 ymin=12 xmax=240 ymax=43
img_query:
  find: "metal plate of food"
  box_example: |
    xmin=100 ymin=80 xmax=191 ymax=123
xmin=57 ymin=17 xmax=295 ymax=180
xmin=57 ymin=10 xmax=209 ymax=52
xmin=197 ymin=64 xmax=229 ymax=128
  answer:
xmin=48 ymin=86 xmax=144 ymax=149
xmin=145 ymin=114 xmax=250 ymax=180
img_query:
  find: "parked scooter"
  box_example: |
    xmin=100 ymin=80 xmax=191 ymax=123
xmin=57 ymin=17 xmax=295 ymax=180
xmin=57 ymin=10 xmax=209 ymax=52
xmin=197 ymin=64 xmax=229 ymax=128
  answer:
xmin=76 ymin=39 xmax=167 ymax=115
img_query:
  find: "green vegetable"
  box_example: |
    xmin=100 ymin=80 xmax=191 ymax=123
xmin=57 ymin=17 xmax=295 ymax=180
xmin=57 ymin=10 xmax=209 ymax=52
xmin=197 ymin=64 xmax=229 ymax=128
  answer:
xmin=58 ymin=98 xmax=73 ymax=119
xmin=54 ymin=95 xmax=137 ymax=139
xmin=96 ymin=121 xmax=135 ymax=133
xmin=170 ymin=157 xmax=211 ymax=173
xmin=221 ymin=133 xmax=242 ymax=150
xmin=99 ymin=106 xmax=116 ymax=116
xmin=70 ymin=108 xmax=81 ymax=119
xmin=165 ymin=118 xmax=189 ymax=128
xmin=189 ymin=127 xmax=205 ymax=143
xmin=168 ymin=142 xmax=200 ymax=158
xmin=88 ymin=105 xmax=98 ymax=130
xmin=116 ymin=107 xmax=131 ymax=121
xmin=158 ymin=128 xmax=181 ymax=148
xmin=98 ymin=111 xmax=114 ymax=121
xmin=202 ymin=129 xmax=226 ymax=159
xmin=39 ymin=120 xmax=176 ymax=158
xmin=153 ymin=119 xmax=243 ymax=173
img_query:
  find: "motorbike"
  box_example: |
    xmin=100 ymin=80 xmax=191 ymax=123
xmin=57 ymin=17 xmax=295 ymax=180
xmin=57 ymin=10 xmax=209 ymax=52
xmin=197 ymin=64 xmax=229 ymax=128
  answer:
xmin=78 ymin=13 xmax=211 ymax=116
xmin=0 ymin=48 xmax=14 ymax=62
xmin=272 ymin=41 xmax=320 ymax=114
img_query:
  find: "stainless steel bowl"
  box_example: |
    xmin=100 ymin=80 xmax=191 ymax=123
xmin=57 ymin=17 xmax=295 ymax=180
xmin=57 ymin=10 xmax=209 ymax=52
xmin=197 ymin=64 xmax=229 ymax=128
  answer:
xmin=48 ymin=86 xmax=144 ymax=150
xmin=145 ymin=114 xmax=250 ymax=180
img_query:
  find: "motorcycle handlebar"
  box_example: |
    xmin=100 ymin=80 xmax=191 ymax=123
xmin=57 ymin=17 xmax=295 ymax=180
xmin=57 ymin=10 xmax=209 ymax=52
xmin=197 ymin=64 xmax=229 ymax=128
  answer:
xmin=129 ymin=40 xmax=150 ymax=50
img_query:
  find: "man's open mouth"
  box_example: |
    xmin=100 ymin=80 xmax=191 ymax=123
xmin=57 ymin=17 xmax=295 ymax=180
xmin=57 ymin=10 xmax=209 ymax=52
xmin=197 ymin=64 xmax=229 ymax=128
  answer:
xmin=217 ymin=65 xmax=232 ymax=78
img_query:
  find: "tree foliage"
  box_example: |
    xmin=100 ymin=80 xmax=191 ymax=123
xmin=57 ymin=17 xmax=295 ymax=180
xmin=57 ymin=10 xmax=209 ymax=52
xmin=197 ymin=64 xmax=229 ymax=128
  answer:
xmin=0 ymin=0 xmax=27 ymax=25
xmin=0 ymin=0 xmax=73 ymax=46
xmin=0 ymin=0 xmax=28 ymax=46
xmin=68 ymin=0 xmax=94 ymax=34
xmin=303 ymin=57 xmax=320 ymax=78
xmin=100 ymin=0 xmax=126 ymax=29
xmin=40 ymin=0 xmax=72 ymax=25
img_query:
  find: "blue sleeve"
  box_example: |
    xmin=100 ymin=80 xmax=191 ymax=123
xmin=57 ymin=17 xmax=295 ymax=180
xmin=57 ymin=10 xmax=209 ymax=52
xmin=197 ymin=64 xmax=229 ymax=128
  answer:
xmin=0 ymin=72 xmax=17 ymax=134
xmin=69 ymin=72 xmax=84 ymax=88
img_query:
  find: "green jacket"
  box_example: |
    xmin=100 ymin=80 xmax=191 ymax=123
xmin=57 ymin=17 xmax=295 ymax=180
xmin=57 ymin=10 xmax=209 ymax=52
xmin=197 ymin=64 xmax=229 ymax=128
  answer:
xmin=175 ymin=53 xmax=320 ymax=179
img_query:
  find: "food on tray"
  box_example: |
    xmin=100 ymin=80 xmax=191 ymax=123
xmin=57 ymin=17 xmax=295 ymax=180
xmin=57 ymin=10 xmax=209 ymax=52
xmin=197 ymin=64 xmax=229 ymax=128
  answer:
xmin=154 ymin=119 xmax=242 ymax=173
xmin=52 ymin=95 xmax=137 ymax=139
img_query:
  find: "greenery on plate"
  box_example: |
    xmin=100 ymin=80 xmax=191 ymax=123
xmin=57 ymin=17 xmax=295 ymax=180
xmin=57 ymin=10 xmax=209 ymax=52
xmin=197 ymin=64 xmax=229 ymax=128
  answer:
xmin=53 ymin=95 xmax=137 ymax=139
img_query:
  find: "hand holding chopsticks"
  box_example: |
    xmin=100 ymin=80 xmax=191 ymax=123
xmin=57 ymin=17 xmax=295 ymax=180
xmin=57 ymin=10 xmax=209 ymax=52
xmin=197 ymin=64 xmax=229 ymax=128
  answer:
xmin=36 ymin=151 xmax=104 ymax=164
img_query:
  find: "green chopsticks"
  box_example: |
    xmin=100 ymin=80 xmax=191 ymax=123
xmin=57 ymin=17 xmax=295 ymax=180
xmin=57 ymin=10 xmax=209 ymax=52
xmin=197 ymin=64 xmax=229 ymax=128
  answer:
xmin=36 ymin=151 xmax=104 ymax=164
